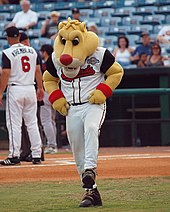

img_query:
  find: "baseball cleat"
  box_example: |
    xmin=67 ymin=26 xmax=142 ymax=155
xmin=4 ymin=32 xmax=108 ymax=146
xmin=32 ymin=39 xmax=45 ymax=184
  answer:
xmin=32 ymin=158 xmax=41 ymax=165
xmin=82 ymin=169 xmax=96 ymax=189
xmin=0 ymin=157 xmax=20 ymax=166
xmin=44 ymin=146 xmax=58 ymax=154
xmin=79 ymin=188 xmax=102 ymax=207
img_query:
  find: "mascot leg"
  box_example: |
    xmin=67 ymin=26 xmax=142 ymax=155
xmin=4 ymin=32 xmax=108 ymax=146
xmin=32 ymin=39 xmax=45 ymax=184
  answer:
xmin=66 ymin=103 xmax=106 ymax=207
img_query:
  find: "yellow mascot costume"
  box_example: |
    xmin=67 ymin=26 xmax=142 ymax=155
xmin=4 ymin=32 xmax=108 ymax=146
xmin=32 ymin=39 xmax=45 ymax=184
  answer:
xmin=43 ymin=18 xmax=124 ymax=207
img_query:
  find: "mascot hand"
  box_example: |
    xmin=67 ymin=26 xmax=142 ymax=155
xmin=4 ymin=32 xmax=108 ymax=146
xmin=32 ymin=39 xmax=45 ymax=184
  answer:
xmin=89 ymin=90 xmax=106 ymax=104
xmin=52 ymin=97 xmax=70 ymax=116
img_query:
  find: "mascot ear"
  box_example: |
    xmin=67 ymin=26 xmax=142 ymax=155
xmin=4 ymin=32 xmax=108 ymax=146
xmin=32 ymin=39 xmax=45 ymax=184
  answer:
xmin=80 ymin=22 xmax=86 ymax=32
xmin=58 ymin=22 xmax=64 ymax=30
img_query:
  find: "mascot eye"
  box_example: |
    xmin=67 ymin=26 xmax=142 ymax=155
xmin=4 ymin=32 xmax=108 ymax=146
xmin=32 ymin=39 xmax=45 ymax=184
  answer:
xmin=72 ymin=38 xmax=79 ymax=46
xmin=61 ymin=37 xmax=66 ymax=45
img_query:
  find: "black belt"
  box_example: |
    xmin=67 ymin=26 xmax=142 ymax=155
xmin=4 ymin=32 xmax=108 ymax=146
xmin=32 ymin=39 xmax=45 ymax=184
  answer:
xmin=71 ymin=101 xmax=88 ymax=106
xmin=10 ymin=84 xmax=34 ymax=86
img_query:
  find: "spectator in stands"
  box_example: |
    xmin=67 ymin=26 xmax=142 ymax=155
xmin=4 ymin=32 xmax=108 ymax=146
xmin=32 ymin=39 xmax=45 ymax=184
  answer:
xmin=71 ymin=8 xmax=81 ymax=21
xmin=146 ymin=43 xmax=164 ymax=67
xmin=88 ymin=22 xmax=104 ymax=47
xmin=131 ymin=31 xmax=152 ymax=64
xmin=40 ymin=11 xmax=60 ymax=40
xmin=112 ymin=35 xmax=134 ymax=67
xmin=157 ymin=25 xmax=170 ymax=45
xmin=137 ymin=52 xmax=147 ymax=67
xmin=7 ymin=0 xmax=38 ymax=31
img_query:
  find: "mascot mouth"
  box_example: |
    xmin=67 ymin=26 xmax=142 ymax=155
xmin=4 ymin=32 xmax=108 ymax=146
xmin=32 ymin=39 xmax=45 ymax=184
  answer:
xmin=62 ymin=66 xmax=80 ymax=78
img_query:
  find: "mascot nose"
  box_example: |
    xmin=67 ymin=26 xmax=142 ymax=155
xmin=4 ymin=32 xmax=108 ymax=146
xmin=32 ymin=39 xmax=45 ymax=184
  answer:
xmin=60 ymin=54 xmax=73 ymax=66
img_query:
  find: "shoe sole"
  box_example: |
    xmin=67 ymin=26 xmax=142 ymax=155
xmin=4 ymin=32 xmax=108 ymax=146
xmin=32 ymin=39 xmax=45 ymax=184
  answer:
xmin=0 ymin=163 xmax=21 ymax=166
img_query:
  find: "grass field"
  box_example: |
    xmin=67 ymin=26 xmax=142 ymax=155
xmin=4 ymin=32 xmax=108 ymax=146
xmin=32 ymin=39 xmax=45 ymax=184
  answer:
xmin=0 ymin=177 xmax=170 ymax=212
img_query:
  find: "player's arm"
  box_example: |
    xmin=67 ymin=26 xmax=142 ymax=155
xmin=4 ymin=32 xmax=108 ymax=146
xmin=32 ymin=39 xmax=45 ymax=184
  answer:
xmin=43 ymin=54 xmax=69 ymax=116
xmin=89 ymin=49 xmax=124 ymax=104
xmin=35 ymin=65 xmax=44 ymax=101
xmin=35 ymin=54 xmax=44 ymax=101
xmin=0 ymin=53 xmax=11 ymax=106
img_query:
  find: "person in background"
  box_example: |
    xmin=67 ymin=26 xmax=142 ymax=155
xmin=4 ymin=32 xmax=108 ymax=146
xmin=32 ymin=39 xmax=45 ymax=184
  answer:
xmin=112 ymin=35 xmax=134 ymax=67
xmin=40 ymin=44 xmax=58 ymax=154
xmin=7 ymin=0 xmax=38 ymax=31
xmin=146 ymin=43 xmax=165 ymax=67
xmin=40 ymin=11 xmax=60 ymax=40
xmin=0 ymin=26 xmax=44 ymax=165
xmin=157 ymin=25 xmax=170 ymax=45
xmin=131 ymin=31 xmax=152 ymax=64
xmin=19 ymin=32 xmax=45 ymax=162
xmin=137 ymin=52 xmax=147 ymax=67
xmin=71 ymin=8 xmax=81 ymax=21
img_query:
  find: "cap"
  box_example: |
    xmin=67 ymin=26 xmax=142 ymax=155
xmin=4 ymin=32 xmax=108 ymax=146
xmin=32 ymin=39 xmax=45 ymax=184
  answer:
xmin=50 ymin=11 xmax=60 ymax=17
xmin=72 ymin=8 xmax=80 ymax=14
xmin=5 ymin=26 xmax=19 ymax=38
xmin=141 ymin=31 xmax=149 ymax=37
xmin=20 ymin=32 xmax=28 ymax=42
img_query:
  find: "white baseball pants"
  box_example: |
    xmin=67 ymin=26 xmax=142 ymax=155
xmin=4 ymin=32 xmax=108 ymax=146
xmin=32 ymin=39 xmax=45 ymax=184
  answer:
xmin=66 ymin=103 xmax=106 ymax=175
xmin=6 ymin=85 xmax=42 ymax=158
xmin=40 ymin=91 xmax=57 ymax=148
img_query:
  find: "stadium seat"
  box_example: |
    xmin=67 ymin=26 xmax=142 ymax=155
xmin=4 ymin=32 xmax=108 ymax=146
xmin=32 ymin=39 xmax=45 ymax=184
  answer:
xmin=30 ymin=37 xmax=53 ymax=50
xmin=94 ymin=8 xmax=114 ymax=18
xmin=103 ymin=35 xmax=117 ymax=49
xmin=0 ymin=13 xmax=11 ymax=21
xmin=142 ymin=14 xmax=166 ymax=25
xmin=100 ymin=17 xmax=121 ymax=27
xmin=80 ymin=9 xmax=94 ymax=19
xmin=38 ymin=11 xmax=50 ymax=21
xmin=122 ymin=16 xmax=143 ymax=26
xmin=27 ymin=29 xmax=41 ymax=39
xmin=116 ymin=6 xmax=136 ymax=15
xmin=126 ymin=34 xmax=140 ymax=46
xmin=97 ymin=26 xmax=109 ymax=36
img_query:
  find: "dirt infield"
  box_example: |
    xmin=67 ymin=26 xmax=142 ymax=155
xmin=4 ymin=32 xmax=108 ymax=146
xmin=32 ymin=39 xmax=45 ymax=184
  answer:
xmin=0 ymin=146 xmax=170 ymax=183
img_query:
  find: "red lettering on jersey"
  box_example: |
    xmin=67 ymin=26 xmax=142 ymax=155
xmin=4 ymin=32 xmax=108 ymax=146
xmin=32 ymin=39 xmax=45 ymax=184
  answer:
xmin=61 ymin=65 xmax=95 ymax=82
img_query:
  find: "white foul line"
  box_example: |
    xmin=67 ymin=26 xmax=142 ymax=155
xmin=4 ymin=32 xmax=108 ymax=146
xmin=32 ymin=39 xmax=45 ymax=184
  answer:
xmin=0 ymin=153 xmax=170 ymax=169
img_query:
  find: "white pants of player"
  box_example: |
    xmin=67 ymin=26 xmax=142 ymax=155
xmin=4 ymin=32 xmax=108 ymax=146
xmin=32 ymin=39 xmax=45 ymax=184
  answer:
xmin=6 ymin=85 xmax=42 ymax=158
xmin=66 ymin=103 xmax=106 ymax=175
xmin=40 ymin=91 xmax=57 ymax=148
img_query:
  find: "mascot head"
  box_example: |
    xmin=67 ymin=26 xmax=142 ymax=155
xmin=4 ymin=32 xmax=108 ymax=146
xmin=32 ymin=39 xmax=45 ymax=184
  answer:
xmin=54 ymin=18 xmax=99 ymax=78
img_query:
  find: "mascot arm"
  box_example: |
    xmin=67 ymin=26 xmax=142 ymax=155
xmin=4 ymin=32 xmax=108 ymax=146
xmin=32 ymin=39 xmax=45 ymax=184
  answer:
xmin=43 ymin=70 xmax=70 ymax=116
xmin=89 ymin=61 xmax=124 ymax=104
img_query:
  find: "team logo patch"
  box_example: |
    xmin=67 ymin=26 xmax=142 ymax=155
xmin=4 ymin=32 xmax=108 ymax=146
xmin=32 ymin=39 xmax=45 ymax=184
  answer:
xmin=87 ymin=57 xmax=99 ymax=65
xmin=61 ymin=65 xmax=95 ymax=82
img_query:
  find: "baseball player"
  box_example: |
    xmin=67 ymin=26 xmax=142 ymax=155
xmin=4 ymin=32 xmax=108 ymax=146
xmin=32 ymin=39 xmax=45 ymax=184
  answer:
xmin=43 ymin=19 xmax=124 ymax=207
xmin=40 ymin=44 xmax=58 ymax=154
xmin=0 ymin=26 xmax=44 ymax=165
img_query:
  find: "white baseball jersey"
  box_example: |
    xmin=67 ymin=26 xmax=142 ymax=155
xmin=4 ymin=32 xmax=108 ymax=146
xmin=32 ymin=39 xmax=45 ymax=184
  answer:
xmin=46 ymin=47 xmax=115 ymax=104
xmin=2 ymin=43 xmax=39 ymax=85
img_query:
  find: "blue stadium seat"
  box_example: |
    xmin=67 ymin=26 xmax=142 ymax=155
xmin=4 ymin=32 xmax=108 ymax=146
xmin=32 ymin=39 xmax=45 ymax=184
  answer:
xmin=100 ymin=17 xmax=121 ymax=27
xmin=103 ymin=35 xmax=117 ymax=50
xmin=126 ymin=34 xmax=140 ymax=46
xmin=38 ymin=11 xmax=50 ymax=21
xmin=142 ymin=14 xmax=166 ymax=25
xmin=96 ymin=26 xmax=109 ymax=36
xmin=80 ymin=9 xmax=94 ymax=19
xmin=30 ymin=37 xmax=53 ymax=50
xmin=122 ymin=16 xmax=143 ymax=26
xmin=116 ymin=6 xmax=136 ymax=15
xmin=94 ymin=8 xmax=114 ymax=18
xmin=59 ymin=10 xmax=72 ymax=20
xmin=27 ymin=29 xmax=41 ymax=39
xmin=0 ymin=13 xmax=11 ymax=21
